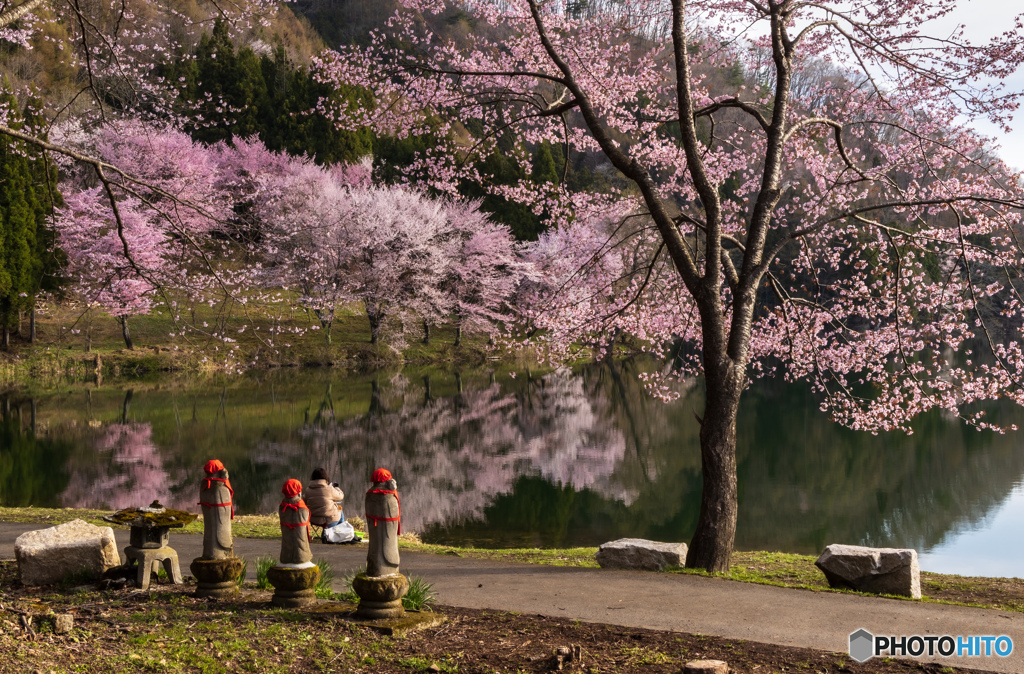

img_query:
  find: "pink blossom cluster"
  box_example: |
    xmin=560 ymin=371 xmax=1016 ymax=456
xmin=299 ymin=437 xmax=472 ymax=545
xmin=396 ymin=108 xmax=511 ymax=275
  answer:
xmin=53 ymin=120 xmax=526 ymax=351
xmin=320 ymin=0 xmax=1024 ymax=435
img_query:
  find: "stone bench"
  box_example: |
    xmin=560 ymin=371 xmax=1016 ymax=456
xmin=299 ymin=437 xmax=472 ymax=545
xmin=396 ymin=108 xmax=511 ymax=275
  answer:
xmin=15 ymin=519 xmax=121 ymax=586
xmin=596 ymin=538 xmax=688 ymax=571
xmin=815 ymin=544 xmax=921 ymax=598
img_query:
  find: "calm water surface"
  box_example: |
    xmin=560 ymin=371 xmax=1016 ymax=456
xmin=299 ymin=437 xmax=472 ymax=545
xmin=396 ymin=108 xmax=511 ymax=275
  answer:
xmin=3 ymin=359 xmax=1023 ymax=577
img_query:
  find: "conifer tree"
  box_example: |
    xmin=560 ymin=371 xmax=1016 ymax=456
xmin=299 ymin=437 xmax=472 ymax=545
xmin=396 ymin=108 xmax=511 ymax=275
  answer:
xmin=166 ymin=22 xmax=372 ymax=165
xmin=531 ymin=141 xmax=561 ymax=186
xmin=0 ymin=86 xmax=56 ymax=348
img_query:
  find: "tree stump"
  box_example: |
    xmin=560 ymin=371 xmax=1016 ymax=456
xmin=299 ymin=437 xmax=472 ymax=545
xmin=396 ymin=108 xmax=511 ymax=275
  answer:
xmin=683 ymin=660 xmax=728 ymax=674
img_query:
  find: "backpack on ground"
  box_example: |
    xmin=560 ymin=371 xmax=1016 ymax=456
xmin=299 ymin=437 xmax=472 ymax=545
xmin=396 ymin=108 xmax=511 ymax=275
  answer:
xmin=322 ymin=520 xmax=357 ymax=544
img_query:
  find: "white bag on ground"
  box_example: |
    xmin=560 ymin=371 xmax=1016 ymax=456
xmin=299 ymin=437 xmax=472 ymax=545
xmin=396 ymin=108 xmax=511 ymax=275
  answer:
xmin=323 ymin=521 xmax=356 ymax=543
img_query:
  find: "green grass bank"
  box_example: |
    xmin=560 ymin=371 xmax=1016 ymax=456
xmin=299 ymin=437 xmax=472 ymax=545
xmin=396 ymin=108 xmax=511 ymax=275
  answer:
xmin=0 ymin=302 xmax=532 ymax=392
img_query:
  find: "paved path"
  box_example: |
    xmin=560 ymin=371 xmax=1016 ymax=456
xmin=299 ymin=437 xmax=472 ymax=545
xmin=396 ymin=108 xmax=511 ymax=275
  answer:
xmin=1 ymin=523 xmax=1020 ymax=672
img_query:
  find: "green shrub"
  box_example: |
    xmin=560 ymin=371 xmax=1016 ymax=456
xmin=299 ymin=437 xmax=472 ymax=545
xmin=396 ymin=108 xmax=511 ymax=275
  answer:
xmin=337 ymin=565 xmax=363 ymax=604
xmin=255 ymin=556 xmax=275 ymax=589
xmin=236 ymin=557 xmax=248 ymax=586
xmin=314 ymin=558 xmax=335 ymax=599
xmin=402 ymin=575 xmax=436 ymax=611
xmin=335 ymin=565 xmax=435 ymax=609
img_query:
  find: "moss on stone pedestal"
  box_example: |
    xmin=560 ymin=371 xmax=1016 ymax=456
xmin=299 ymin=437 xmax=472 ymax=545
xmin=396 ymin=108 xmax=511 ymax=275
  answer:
xmin=306 ymin=603 xmax=446 ymax=635
xmin=103 ymin=507 xmax=197 ymax=529
xmin=353 ymin=573 xmax=409 ymax=619
xmin=352 ymin=573 xmax=409 ymax=602
xmin=190 ymin=557 xmax=244 ymax=598
xmin=267 ymin=566 xmax=320 ymax=608
xmin=267 ymin=565 xmax=320 ymax=591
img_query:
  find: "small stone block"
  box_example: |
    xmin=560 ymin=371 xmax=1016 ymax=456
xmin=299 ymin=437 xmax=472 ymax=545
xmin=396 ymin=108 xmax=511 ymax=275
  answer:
xmin=15 ymin=520 xmax=121 ymax=586
xmin=53 ymin=614 xmax=74 ymax=635
xmin=596 ymin=538 xmax=687 ymax=571
xmin=124 ymin=546 xmax=183 ymax=591
xmin=815 ymin=544 xmax=921 ymax=598
xmin=683 ymin=660 xmax=728 ymax=673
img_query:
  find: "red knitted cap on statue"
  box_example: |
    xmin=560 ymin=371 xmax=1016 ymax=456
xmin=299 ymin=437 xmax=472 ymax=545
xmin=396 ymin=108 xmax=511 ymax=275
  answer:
xmin=281 ymin=478 xmax=303 ymax=498
xmin=204 ymin=459 xmax=225 ymax=474
xmin=372 ymin=468 xmax=393 ymax=483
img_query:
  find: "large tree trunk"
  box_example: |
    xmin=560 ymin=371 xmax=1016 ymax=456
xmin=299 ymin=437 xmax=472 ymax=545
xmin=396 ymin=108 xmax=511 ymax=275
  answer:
xmin=454 ymin=323 xmax=462 ymax=347
xmin=366 ymin=303 xmax=384 ymax=344
xmin=686 ymin=356 xmax=744 ymax=573
xmin=119 ymin=315 xmax=134 ymax=350
xmin=29 ymin=306 xmax=35 ymax=343
xmin=423 ymin=319 xmax=430 ymax=345
xmin=314 ymin=308 xmax=334 ymax=345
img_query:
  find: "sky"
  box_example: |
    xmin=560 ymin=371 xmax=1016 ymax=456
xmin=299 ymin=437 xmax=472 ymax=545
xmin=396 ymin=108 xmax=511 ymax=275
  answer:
xmin=932 ymin=1 xmax=1024 ymax=169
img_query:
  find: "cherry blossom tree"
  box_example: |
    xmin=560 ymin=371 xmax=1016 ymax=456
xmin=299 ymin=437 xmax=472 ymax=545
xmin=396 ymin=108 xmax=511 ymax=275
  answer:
xmin=0 ymin=0 xmax=282 ymax=307
xmin=267 ymin=183 xmax=455 ymax=346
xmin=221 ymin=142 xmax=380 ymax=343
xmin=444 ymin=199 xmax=524 ymax=345
xmin=54 ymin=121 xmax=231 ymax=348
xmin=321 ymin=0 xmax=1024 ymax=570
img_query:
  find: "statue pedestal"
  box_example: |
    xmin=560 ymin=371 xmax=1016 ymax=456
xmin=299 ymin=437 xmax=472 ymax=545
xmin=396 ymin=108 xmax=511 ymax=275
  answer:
xmin=190 ymin=557 xmax=245 ymax=598
xmin=353 ymin=573 xmax=408 ymax=619
xmin=268 ymin=566 xmax=320 ymax=608
xmin=124 ymin=546 xmax=183 ymax=590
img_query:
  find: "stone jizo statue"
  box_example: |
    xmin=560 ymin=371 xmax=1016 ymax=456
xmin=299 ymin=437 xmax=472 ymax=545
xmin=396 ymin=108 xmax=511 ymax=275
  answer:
xmin=198 ymin=459 xmax=234 ymax=560
xmin=191 ymin=460 xmax=244 ymax=598
xmin=278 ymin=478 xmax=313 ymax=568
xmin=365 ymin=468 xmax=401 ymax=577
xmin=352 ymin=468 xmax=408 ymax=619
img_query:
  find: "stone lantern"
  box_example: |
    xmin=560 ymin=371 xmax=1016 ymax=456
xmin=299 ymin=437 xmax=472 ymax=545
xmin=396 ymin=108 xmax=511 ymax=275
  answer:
xmin=103 ymin=501 xmax=196 ymax=591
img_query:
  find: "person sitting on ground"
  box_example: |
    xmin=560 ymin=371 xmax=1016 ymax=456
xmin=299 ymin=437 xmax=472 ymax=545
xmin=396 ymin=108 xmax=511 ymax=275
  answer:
xmin=306 ymin=467 xmax=346 ymax=529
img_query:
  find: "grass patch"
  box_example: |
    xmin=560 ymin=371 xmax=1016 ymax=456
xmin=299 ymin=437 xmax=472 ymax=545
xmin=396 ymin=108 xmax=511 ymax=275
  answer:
xmin=337 ymin=565 xmax=363 ymax=604
xmin=688 ymin=551 xmax=828 ymax=589
xmin=404 ymin=541 xmax=600 ymax=568
xmin=0 ymin=507 xmax=286 ymax=540
xmin=621 ymin=645 xmax=672 ymax=665
xmin=236 ymin=557 xmax=248 ymax=586
xmin=60 ymin=567 xmax=97 ymax=591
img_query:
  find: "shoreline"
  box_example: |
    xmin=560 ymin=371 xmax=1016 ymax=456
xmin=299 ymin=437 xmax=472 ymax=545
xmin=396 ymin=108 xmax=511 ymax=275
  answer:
xmin=1 ymin=506 xmax=1022 ymax=615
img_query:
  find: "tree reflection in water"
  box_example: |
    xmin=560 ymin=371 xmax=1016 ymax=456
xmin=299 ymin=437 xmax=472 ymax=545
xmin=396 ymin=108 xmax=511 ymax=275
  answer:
xmin=254 ymin=369 xmax=631 ymax=534
xmin=62 ymin=421 xmax=184 ymax=510
xmin=8 ymin=359 xmax=1024 ymax=568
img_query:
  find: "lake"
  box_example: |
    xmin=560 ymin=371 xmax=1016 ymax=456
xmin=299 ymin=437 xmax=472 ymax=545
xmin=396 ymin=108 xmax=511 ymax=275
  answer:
xmin=2 ymin=358 xmax=1023 ymax=577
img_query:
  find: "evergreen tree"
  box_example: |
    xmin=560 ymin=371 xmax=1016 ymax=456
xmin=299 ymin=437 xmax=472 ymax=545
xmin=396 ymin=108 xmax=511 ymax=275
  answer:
xmin=530 ymin=140 xmax=561 ymax=186
xmin=164 ymin=23 xmax=372 ymax=165
xmin=0 ymin=86 xmax=58 ymax=347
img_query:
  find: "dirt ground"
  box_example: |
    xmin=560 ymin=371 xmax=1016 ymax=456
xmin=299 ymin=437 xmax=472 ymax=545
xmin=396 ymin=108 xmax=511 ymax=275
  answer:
xmin=0 ymin=562 xmax=996 ymax=674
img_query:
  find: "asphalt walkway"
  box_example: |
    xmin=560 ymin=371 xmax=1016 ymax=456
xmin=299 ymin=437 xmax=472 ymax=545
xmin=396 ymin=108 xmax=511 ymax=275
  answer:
xmin=1 ymin=523 xmax=1020 ymax=672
